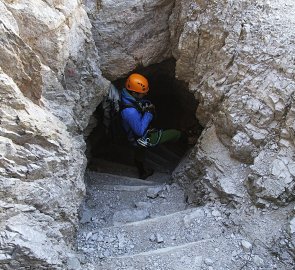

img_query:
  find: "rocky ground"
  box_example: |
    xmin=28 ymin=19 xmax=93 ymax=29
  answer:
xmin=1 ymin=0 xmax=295 ymax=268
xmin=76 ymin=146 xmax=295 ymax=270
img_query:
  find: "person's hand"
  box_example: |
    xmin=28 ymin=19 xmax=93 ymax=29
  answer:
xmin=144 ymin=104 xmax=156 ymax=114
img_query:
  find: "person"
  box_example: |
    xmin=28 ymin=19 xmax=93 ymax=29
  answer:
xmin=120 ymin=73 xmax=183 ymax=179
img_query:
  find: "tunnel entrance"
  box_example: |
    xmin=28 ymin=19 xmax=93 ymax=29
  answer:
xmin=86 ymin=59 xmax=202 ymax=179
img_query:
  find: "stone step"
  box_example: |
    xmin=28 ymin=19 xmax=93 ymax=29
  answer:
xmin=78 ymin=207 xmax=227 ymax=259
xmin=88 ymin=158 xmax=139 ymax=178
xmin=93 ymin=236 xmax=246 ymax=270
xmin=79 ymin=183 xmax=186 ymax=229
xmin=88 ymin=160 xmax=172 ymax=183
xmin=86 ymin=171 xmax=158 ymax=186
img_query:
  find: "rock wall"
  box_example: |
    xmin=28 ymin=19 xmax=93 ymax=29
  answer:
xmin=1 ymin=0 xmax=295 ymax=268
xmin=171 ymin=0 xmax=295 ymax=206
xmin=85 ymin=0 xmax=175 ymax=80
xmin=0 ymin=0 xmax=109 ymax=268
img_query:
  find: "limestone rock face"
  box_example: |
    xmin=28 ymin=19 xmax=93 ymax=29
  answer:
xmin=0 ymin=0 xmax=108 ymax=268
xmin=0 ymin=22 xmax=42 ymax=104
xmin=85 ymin=0 xmax=175 ymax=80
xmin=171 ymin=0 xmax=295 ymax=205
xmin=0 ymin=69 xmax=83 ymax=269
xmin=4 ymin=0 xmax=109 ymax=132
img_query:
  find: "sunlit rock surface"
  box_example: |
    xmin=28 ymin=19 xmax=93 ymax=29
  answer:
xmin=0 ymin=0 xmax=295 ymax=268
xmin=171 ymin=0 xmax=295 ymax=206
xmin=0 ymin=0 xmax=108 ymax=268
xmin=85 ymin=0 xmax=175 ymax=80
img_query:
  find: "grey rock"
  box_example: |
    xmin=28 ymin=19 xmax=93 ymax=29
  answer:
xmin=204 ymin=258 xmax=214 ymax=266
xmin=135 ymin=202 xmax=152 ymax=209
xmin=253 ymin=255 xmax=264 ymax=267
xmin=241 ymin=240 xmax=252 ymax=252
xmin=85 ymin=0 xmax=174 ymax=80
xmin=67 ymin=257 xmax=81 ymax=270
xmin=113 ymin=209 xmax=150 ymax=225
xmin=149 ymin=234 xmax=156 ymax=242
xmin=147 ymin=186 xmax=164 ymax=199
xmin=156 ymin=233 xmax=164 ymax=243
xmin=289 ymin=217 xmax=295 ymax=234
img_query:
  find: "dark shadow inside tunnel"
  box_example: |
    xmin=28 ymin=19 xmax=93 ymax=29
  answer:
xmin=85 ymin=59 xmax=203 ymax=178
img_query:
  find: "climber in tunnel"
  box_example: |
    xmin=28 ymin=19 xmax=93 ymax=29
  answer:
xmin=119 ymin=73 xmax=186 ymax=179
xmin=87 ymin=59 xmax=202 ymax=180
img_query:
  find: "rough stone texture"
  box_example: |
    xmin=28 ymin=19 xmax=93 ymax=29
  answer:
xmin=1 ymin=0 xmax=295 ymax=268
xmin=84 ymin=0 xmax=175 ymax=80
xmin=0 ymin=22 xmax=42 ymax=104
xmin=170 ymin=0 xmax=295 ymax=206
xmin=0 ymin=69 xmax=84 ymax=269
xmin=0 ymin=0 xmax=109 ymax=268
xmin=3 ymin=0 xmax=110 ymax=133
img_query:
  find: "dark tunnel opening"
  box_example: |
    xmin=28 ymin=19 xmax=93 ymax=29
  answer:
xmin=86 ymin=59 xmax=203 ymax=179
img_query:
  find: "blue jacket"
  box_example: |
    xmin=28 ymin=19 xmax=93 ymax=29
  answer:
xmin=120 ymin=88 xmax=153 ymax=143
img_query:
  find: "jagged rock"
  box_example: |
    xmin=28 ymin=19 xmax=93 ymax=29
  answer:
xmin=204 ymin=258 xmax=214 ymax=266
xmin=85 ymin=0 xmax=174 ymax=80
xmin=0 ymin=1 xmax=108 ymax=268
xmin=241 ymin=240 xmax=252 ymax=252
xmin=4 ymin=0 xmax=109 ymax=132
xmin=289 ymin=217 xmax=295 ymax=234
xmin=253 ymin=255 xmax=264 ymax=267
xmin=0 ymin=22 xmax=42 ymax=103
xmin=1 ymin=0 xmax=295 ymax=268
xmin=156 ymin=233 xmax=164 ymax=243
xmin=170 ymin=0 xmax=295 ymax=205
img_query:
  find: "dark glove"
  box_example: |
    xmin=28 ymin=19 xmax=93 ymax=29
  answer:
xmin=143 ymin=104 xmax=156 ymax=114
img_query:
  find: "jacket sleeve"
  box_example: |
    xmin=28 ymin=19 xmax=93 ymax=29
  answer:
xmin=121 ymin=107 xmax=153 ymax=137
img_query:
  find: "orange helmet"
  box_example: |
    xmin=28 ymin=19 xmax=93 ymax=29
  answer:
xmin=125 ymin=73 xmax=149 ymax=94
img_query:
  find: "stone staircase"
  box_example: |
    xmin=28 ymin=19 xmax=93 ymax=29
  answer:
xmin=76 ymin=145 xmax=293 ymax=270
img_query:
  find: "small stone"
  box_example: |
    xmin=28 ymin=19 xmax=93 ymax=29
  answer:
xmin=164 ymin=185 xmax=171 ymax=192
xmin=156 ymin=233 xmax=164 ymax=243
xmin=67 ymin=257 xmax=81 ymax=270
xmin=98 ymin=253 xmax=104 ymax=259
xmin=194 ymin=256 xmax=203 ymax=267
xmin=149 ymin=234 xmax=156 ymax=242
xmin=204 ymin=258 xmax=214 ymax=266
xmin=117 ymin=233 xmax=125 ymax=249
xmin=232 ymin=250 xmax=239 ymax=257
xmin=80 ymin=209 xmax=93 ymax=224
xmin=147 ymin=186 xmax=164 ymax=199
xmin=253 ymin=255 xmax=264 ymax=266
xmin=86 ymin=232 xmax=92 ymax=241
xmin=241 ymin=240 xmax=252 ymax=252
xmin=212 ymin=210 xmax=221 ymax=217
xmin=289 ymin=217 xmax=295 ymax=234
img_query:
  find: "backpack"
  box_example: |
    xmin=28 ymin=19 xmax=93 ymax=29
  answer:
xmin=101 ymin=84 xmax=127 ymax=144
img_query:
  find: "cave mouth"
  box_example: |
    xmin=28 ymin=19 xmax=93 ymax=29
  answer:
xmin=86 ymin=59 xmax=203 ymax=178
